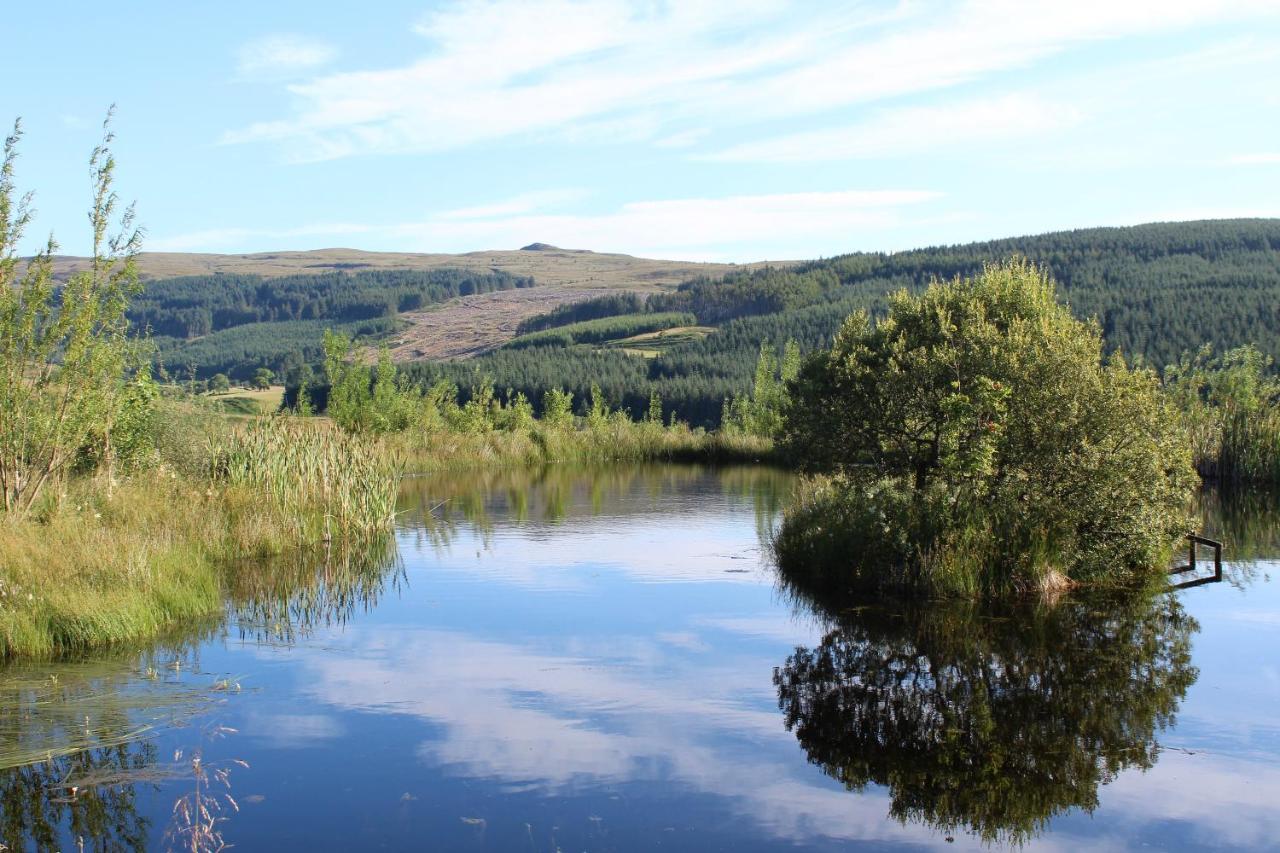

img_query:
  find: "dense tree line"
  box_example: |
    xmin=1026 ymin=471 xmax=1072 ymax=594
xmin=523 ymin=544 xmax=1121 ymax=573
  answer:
xmin=515 ymin=292 xmax=647 ymax=334
xmin=428 ymin=220 xmax=1280 ymax=426
xmin=152 ymin=317 xmax=400 ymax=381
xmin=129 ymin=268 xmax=532 ymax=339
xmin=503 ymin=311 xmax=697 ymax=350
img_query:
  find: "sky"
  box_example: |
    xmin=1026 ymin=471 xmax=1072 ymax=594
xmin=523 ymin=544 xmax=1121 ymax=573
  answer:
xmin=4 ymin=0 xmax=1280 ymax=262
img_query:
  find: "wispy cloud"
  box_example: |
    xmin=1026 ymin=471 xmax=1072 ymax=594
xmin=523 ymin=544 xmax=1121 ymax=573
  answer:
xmin=222 ymin=0 xmax=1279 ymax=161
xmin=148 ymin=222 xmax=373 ymax=252
xmin=152 ymin=188 xmax=943 ymax=259
xmin=708 ymin=94 xmax=1081 ymax=162
xmin=1227 ymin=152 xmax=1280 ymax=165
xmin=237 ymin=34 xmax=337 ymax=78
xmin=437 ymin=189 xmax=589 ymax=220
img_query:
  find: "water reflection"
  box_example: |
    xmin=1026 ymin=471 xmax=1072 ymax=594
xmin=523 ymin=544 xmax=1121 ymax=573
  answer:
xmin=2 ymin=470 xmax=1277 ymax=850
xmin=0 ymin=532 xmax=403 ymax=851
xmin=1194 ymin=487 xmax=1280 ymax=588
xmin=0 ymin=741 xmax=156 ymax=851
xmin=396 ymin=463 xmax=793 ymax=548
xmin=774 ymin=589 xmax=1199 ymax=844
xmin=226 ymin=534 xmax=404 ymax=645
xmin=0 ymin=646 xmax=217 ymax=851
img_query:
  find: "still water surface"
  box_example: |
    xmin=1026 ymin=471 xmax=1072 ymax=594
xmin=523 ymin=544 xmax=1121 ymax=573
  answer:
xmin=2 ymin=465 xmax=1279 ymax=851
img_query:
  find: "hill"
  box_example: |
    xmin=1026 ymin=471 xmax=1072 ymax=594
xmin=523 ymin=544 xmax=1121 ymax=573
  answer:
xmin=44 ymin=246 xmax=769 ymax=372
xmin=55 ymin=220 xmax=1280 ymax=425
xmin=405 ymin=219 xmax=1280 ymax=426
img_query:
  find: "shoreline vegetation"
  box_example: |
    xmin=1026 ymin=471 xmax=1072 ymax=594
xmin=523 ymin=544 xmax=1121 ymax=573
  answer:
xmin=0 ymin=398 xmax=771 ymax=659
xmin=773 ymin=260 xmax=1197 ymax=599
xmin=5 ymin=120 xmax=1280 ymax=659
xmin=0 ymin=119 xmax=772 ymax=659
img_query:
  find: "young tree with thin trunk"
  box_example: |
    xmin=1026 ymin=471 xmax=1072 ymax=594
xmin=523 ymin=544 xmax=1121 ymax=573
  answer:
xmin=0 ymin=111 xmax=142 ymax=516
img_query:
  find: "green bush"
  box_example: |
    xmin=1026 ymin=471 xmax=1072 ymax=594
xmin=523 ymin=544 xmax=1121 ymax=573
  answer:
xmin=777 ymin=259 xmax=1197 ymax=597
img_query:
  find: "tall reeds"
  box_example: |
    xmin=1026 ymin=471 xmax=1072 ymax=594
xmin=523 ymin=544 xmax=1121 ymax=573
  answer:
xmin=208 ymin=417 xmax=400 ymax=541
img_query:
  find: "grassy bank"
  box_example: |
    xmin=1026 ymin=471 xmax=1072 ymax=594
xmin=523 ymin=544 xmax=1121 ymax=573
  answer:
xmin=0 ymin=412 xmax=400 ymax=659
xmin=0 ymin=402 xmax=770 ymax=659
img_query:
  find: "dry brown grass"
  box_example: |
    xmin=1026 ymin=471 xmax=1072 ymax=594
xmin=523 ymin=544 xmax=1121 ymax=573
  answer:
xmin=47 ymin=245 xmax=777 ymax=285
xmin=47 ymin=246 xmax=790 ymax=361
xmin=387 ymin=285 xmax=642 ymax=360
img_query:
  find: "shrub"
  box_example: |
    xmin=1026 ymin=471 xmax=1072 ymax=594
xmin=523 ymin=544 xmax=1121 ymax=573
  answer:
xmin=777 ymin=259 xmax=1197 ymax=596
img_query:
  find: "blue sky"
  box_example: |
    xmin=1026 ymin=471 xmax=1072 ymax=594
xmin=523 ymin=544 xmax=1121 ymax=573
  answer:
xmin=4 ymin=0 xmax=1280 ymax=261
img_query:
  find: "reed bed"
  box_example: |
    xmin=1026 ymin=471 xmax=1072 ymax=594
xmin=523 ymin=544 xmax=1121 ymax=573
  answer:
xmin=1213 ymin=408 xmax=1280 ymax=486
xmin=387 ymin=420 xmax=773 ymax=473
xmin=209 ymin=417 xmax=401 ymax=540
xmin=1 ymin=417 xmax=401 ymax=659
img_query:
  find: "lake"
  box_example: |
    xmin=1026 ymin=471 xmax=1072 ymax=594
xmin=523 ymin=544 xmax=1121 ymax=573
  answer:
xmin=2 ymin=465 xmax=1279 ymax=851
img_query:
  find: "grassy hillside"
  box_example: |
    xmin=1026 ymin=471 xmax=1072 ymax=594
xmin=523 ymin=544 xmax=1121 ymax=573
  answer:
xmin=105 ymin=247 xmax=765 ymax=377
xmin=406 ymin=219 xmax=1280 ymax=426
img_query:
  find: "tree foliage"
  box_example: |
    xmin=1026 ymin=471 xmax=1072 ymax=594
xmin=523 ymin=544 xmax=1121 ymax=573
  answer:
xmin=0 ymin=115 xmax=146 ymax=516
xmin=502 ymin=312 xmax=696 ymax=351
xmin=322 ymin=331 xmax=421 ymax=435
xmin=515 ymin=292 xmax=646 ymax=334
xmin=777 ymin=260 xmax=1197 ymax=595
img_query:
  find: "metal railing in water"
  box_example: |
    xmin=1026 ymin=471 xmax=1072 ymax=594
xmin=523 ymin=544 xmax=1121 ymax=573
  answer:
xmin=1169 ymin=534 xmax=1223 ymax=589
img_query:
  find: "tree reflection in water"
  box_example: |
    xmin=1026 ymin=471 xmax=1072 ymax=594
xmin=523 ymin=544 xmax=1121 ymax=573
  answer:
xmin=0 ymin=741 xmax=157 ymax=851
xmin=774 ymin=589 xmax=1199 ymax=844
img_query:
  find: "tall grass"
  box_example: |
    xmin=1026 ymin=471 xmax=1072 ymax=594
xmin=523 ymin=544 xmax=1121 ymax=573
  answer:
xmin=1 ymin=414 xmax=401 ymax=659
xmin=1215 ymin=407 xmax=1280 ymax=486
xmin=209 ymin=417 xmax=400 ymax=540
xmin=1165 ymin=344 xmax=1280 ymax=486
xmin=387 ymin=418 xmax=772 ymax=473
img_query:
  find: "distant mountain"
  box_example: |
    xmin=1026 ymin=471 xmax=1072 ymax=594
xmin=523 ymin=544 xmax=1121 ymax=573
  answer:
xmin=45 ymin=246 xmax=750 ymax=287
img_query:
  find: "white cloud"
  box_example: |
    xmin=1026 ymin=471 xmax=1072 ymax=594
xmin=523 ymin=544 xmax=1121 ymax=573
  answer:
xmin=221 ymin=0 xmax=1279 ymax=161
xmin=437 ymin=189 xmax=589 ymax=220
xmin=1227 ymin=152 xmax=1280 ymax=165
xmin=150 ymin=187 xmax=943 ymax=258
xmin=148 ymin=222 xmax=373 ymax=252
xmin=709 ymin=94 xmax=1081 ymax=162
xmin=237 ymin=34 xmax=337 ymax=77
xmin=393 ymin=188 xmax=944 ymax=257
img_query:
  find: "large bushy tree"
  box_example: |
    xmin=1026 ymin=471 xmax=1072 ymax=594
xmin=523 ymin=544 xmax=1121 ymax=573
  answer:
xmin=777 ymin=259 xmax=1196 ymax=595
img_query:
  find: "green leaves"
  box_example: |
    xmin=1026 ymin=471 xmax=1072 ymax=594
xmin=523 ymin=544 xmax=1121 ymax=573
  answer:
xmin=0 ymin=115 xmax=145 ymax=516
xmin=778 ymin=259 xmax=1197 ymax=595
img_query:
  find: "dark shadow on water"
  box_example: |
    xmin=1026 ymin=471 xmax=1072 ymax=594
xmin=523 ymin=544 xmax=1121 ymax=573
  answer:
xmin=774 ymin=579 xmax=1200 ymax=845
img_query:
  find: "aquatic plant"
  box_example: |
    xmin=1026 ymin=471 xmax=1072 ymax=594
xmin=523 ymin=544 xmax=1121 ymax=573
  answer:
xmin=1164 ymin=344 xmax=1280 ymax=485
xmin=208 ymin=416 xmax=400 ymax=541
